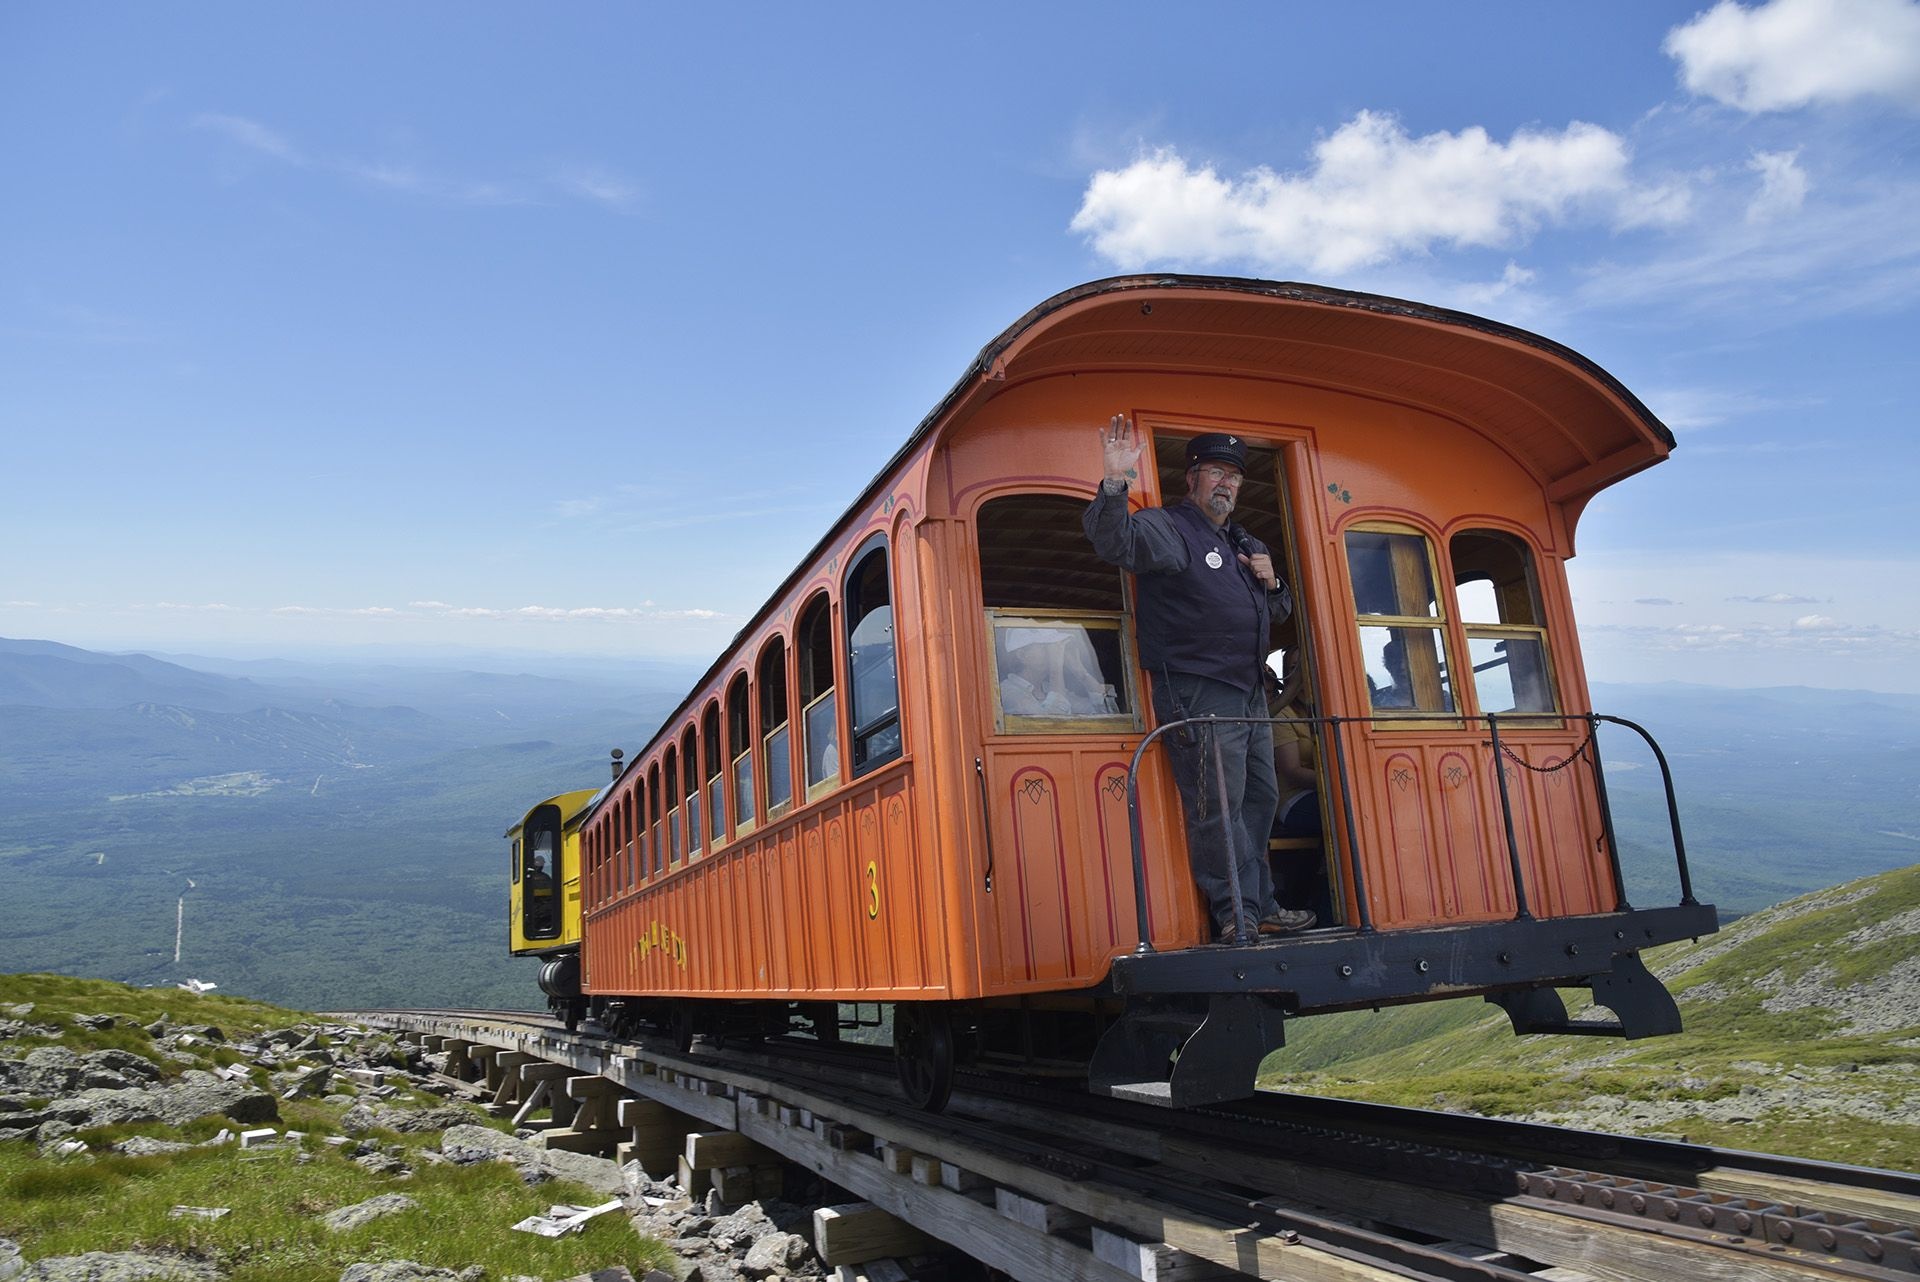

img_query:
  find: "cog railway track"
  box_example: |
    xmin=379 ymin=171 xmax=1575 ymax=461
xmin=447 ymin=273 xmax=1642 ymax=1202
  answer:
xmin=336 ymin=1008 xmax=1920 ymax=1282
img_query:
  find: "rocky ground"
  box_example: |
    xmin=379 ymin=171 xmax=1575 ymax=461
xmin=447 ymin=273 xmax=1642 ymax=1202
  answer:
xmin=0 ymin=999 xmax=908 ymax=1282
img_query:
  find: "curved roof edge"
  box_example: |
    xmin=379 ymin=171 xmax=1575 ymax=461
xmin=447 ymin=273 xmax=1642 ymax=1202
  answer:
xmin=611 ymin=275 xmax=1670 ymax=783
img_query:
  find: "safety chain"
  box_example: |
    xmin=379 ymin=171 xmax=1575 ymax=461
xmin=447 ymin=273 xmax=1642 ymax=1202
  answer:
xmin=1490 ymin=720 xmax=1599 ymax=775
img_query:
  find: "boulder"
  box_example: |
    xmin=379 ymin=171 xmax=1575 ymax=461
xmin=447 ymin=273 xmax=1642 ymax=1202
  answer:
xmin=113 ymin=1137 xmax=193 ymax=1157
xmin=439 ymin=1125 xmax=548 ymax=1185
xmin=84 ymin=1051 xmax=160 ymax=1082
xmin=539 ymin=1148 xmax=623 ymax=1197
xmin=40 ymin=1089 xmax=164 ymax=1130
xmin=379 ymin=1106 xmax=474 ymax=1135
xmin=338 ymin=1264 xmax=463 ymax=1282
xmin=18 ymin=1250 xmax=220 ymax=1282
xmin=2 ymin=1237 xmax=22 ymax=1282
xmin=155 ymin=1072 xmax=277 ymax=1126
xmin=319 ymin=1194 xmax=420 ymax=1232
xmin=741 ymin=1232 xmax=808 ymax=1277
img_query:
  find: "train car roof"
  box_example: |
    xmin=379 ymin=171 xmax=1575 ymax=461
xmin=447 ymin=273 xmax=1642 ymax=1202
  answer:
xmin=618 ymin=274 xmax=1674 ymax=781
xmin=504 ymin=786 xmax=605 ymax=839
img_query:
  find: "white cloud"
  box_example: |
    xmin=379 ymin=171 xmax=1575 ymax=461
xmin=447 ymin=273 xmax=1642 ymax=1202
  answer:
xmin=1793 ymin=612 xmax=1845 ymax=629
xmin=192 ymin=111 xmax=620 ymax=210
xmin=1728 ymin=592 xmax=1823 ymax=603
xmin=1746 ymin=148 xmax=1810 ymax=222
xmin=1069 ymin=112 xmax=1690 ymax=275
xmin=1642 ymin=385 xmax=1792 ymax=431
xmin=554 ymin=165 xmax=640 ymax=210
xmin=1454 ymin=261 xmax=1538 ymax=307
xmin=192 ymin=112 xmax=303 ymax=162
xmin=1665 ymin=0 xmax=1920 ymax=112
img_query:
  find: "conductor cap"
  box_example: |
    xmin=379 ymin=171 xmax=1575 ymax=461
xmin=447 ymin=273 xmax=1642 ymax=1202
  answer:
xmin=1184 ymin=432 xmax=1247 ymax=471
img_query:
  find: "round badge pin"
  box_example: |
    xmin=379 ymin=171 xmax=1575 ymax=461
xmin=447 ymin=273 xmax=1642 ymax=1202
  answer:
xmin=1205 ymin=550 xmax=1224 ymax=569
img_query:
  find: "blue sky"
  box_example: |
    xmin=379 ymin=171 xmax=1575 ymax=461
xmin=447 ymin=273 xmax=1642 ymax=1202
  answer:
xmin=2 ymin=1 xmax=1917 ymax=691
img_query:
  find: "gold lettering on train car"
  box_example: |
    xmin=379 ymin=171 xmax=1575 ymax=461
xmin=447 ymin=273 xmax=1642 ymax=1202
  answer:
xmin=865 ymin=860 xmax=879 ymax=920
xmin=634 ymin=919 xmax=690 ymax=970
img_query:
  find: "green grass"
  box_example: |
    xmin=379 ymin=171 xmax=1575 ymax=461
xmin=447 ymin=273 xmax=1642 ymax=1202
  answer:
xmin=0 ymin=976 xmax=672 ymax=1280
xmin=0 ymin=1141 xmax=672 ymax=1282
xmin=1259 ymin=866 xmax=1920 ymax=1171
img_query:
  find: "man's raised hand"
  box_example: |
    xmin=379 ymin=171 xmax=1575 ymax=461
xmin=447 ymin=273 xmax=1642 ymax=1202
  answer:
xmin=1101 ymin=413 xmax=1142 ymax=486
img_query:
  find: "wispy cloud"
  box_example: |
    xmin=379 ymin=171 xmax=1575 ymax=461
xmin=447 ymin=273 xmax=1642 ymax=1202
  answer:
xmin=1665 ymin=0 xmax=1920 ymax=113
xmin=1746 ymin=148 xmax=1810 ymax=222
xmin=553 ymin=164 xmax=641 ymax=211
xmin=1070 ymin=112 xmax=1690 ymax=276
xmin=192 ymin=112 xmax=302 ymax=162
xmin=191 ymin=111 xmax=634 ymax=211
xmin=1728 ymin=591 xmax=1824 ymax=603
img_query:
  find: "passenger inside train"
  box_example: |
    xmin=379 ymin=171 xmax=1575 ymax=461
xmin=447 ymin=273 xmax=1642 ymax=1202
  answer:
xmin=993 ymin=624 xmax=1122 ymax=719
xmin=1266 ymin=648 xmax=1333 ymax=924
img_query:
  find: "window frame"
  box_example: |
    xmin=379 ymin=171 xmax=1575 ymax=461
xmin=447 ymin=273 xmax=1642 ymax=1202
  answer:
xmin=1450 ymin=527 xmax=1562 ymax=720
xmin=728 ymin=672 xmax=757 ymax=837
xmin=844 ymin=533 xmax=904 ymax=777
xmin=1343 ymin=521 xmax=1462 ymax=722
xmin=759 ymin=636 xmax=794 ymax=821
xmin=985 ymin=608 xmax=1142 ymax=736
xmin=798 ymin=593 xmax=842 ymax=802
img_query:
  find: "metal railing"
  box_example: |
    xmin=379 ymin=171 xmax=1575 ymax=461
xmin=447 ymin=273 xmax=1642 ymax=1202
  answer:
xmin=1122 ymin=711 xmax=1696 ymax=955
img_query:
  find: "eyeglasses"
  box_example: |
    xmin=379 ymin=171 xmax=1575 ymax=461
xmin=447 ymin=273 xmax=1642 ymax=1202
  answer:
xmin=1195 ymin=465 xmax=1243 ymax=485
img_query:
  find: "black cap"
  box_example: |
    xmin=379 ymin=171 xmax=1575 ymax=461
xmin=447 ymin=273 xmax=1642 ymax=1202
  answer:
xmin=1184 ymin=432 xmax=1247 ymax=471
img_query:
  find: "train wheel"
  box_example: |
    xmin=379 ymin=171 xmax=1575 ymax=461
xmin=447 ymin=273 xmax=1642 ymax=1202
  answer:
xmin=893 ymin=1003 xmax=954 ymax=1113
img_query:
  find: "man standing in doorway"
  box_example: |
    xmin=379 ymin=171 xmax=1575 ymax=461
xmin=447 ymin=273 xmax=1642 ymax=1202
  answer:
xmin=1083 ymin=414 xmax=1316 ymax=944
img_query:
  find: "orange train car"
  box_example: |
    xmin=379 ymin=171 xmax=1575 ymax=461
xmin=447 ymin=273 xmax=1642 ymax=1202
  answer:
xmin=518 ymin=275 xmax=1717 ymax=1109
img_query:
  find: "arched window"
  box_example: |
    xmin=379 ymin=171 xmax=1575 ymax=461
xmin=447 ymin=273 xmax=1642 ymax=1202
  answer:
xmin=760 ymin=638 xmax=794 ymax=819
xmin=728 ymin=673 xmax=756 ymax=836
xmin=620 ymin=792 xmax=634 ymax=892
xmin=1452 ymin=529 xmax=1557 ymax=714
xmin=648 ymin=762 xmax=663 ymax=876
xmin=845 ymin=536 xmax=902 ymax=774
xmin=1345 ymin=524 xmax=1456 ymax=714
xmin=641 ymin=775 xmax=656 ymax=875
xmin=681 ymin=725 xmax=701 ymax=857
xmin=798 ymin=595 xmax=840 ymax=800
xmin=977 ymin=494 xmax=1135 ymax=734
xmin=702 ymin=701 xmax=724 ymax=849
xmin=664 ymin=744 xmax=681 ymax=866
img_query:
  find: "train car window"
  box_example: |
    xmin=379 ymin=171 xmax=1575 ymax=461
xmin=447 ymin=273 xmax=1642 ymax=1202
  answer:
xmin=987 ymin=613 xmax=1134 ymax=733
xmin=639 ymin=782 xmax=651 ymax=883
xmin=523 ymin=807 xmax=560 ymax=936
xmin=702 ymin=701 xmax=724 ymax=850
xmin=978 ymin=494 xmax=1136 ymax=733
xmin=798 ymin=595 xmax=841 ymax=800
xmin=1452 ymin=530 xmax=1558 ymax=714
xmin=648 ymin=762 xmax=663 ymax=876
xmin=1344 ymin=526 xmax=1456 ymax=714
xmin=760 ymin=638 xmax=794 ymax=819
xmin=728 ymin=674 xmax=756 ymax=836
xmin=665 ymin=745 xmax=682 ymax=866
xmin=620 ymin=792 xmax=634 ymax=891
xmin=979 ymin=494 xmax=1125 ymax=613
xmin=682 ymin=726 xmax=701 ymax=857
xmin=844 ymin=536 xmax=902 ymax=776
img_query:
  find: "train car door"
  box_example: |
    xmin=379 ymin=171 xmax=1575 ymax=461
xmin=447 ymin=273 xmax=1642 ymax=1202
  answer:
xmin=519 ymin=803 xmax=563 ymax=941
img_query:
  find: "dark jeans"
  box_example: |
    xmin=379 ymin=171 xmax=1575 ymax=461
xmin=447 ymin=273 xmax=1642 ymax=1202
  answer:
xmin=1150 ymin=671 xmax=1279 ymax=932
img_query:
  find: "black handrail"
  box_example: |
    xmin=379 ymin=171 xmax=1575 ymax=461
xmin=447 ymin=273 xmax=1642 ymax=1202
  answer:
xmin=1120 ymin=709 xmax=1694 ymax=951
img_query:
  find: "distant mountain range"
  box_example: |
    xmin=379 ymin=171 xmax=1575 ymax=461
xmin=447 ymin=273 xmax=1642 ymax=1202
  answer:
xmin=1 ymin=636 xmax=1916 ymax=1009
